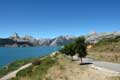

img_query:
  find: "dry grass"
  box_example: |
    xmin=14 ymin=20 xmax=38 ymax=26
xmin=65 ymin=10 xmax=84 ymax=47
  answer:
xmin=45 ymin=53 xmax=120 ymax=80
xmin=7 ymin=53 xmax=120 ymax=80
xmin=87 ymin=39 xmax=120 ymax=63
xmin=87 ymin=52 xmax=120 ymax=63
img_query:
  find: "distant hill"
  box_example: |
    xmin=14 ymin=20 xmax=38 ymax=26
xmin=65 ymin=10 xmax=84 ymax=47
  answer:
xmin=87 ymin=32 xmax=120 ymax=63
xmin=0 ymin=38 xmax=33 ymax=47
xmin=0 ymin=38 xmax=15 ymax=47
xmin=86 ymin=32 xmax=120 ymax=44
xmin=0 ymin=33 xmax=76 ymax=47
xmin=88 ymin=36 xmax=120 ymax=52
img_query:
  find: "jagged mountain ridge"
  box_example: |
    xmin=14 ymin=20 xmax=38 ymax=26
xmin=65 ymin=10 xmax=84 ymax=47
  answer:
xmin=0 ymin=32 xmax=120 ymax=47
xmin=0 ymin=33 xmax=76 ymax=47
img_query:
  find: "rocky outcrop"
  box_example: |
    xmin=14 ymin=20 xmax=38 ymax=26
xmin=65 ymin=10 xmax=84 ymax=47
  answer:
xmin=38 ymin=39 xmax=51 ymax=46
xmin=50 ymin=35 xmax=76 ymax=46
xmin=85 ymin=32 xmax=120 ymax=44
xmin=9 ymin=33 xmax=20 ymax=41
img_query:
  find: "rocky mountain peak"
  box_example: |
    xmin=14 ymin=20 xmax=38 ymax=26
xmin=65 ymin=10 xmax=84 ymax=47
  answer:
xmin=11 ymin=32 xmax=20 ymax=38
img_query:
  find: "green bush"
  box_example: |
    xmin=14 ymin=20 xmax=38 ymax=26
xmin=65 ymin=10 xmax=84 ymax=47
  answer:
xmin=32 ymin=59 xmax=41 ymax=65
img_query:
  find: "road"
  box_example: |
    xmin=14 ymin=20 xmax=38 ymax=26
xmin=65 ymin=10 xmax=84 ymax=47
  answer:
xmin=82 ymin=58 xmax=120 ymax=73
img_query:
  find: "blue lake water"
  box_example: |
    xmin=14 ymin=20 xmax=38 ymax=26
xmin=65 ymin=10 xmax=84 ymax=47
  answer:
xmin=0 ymin=46 xmax=60 ymax=68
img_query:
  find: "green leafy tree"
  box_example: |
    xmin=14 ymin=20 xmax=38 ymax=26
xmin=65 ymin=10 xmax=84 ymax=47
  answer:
xmin=59 ymin=36 xmax=87 ymax=63
xmin=74 ymin=37 xmax=87 ymax=64
xmin=68 ymin=43 xmax=76 ymax=60
xmin=59 ymin=43 xmax=76 ymax=60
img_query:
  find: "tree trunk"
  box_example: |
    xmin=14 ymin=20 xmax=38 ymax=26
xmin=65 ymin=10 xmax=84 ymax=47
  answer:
xmin=72 ymin=56 xmax=74 ymax=61
xmin=80 ymin=57 xmax=82 ymax=64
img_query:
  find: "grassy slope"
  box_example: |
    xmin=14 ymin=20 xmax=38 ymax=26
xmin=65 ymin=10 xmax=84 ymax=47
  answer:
xmin=10 ymin=53 xmax=120 ymax=80
xmin=45 ymin=53 xmax=120 ymax=80
xmin=0 ymin=52 xmax=119 ymax=80
xmin=0 ymin=58 xmax=34 ymax=78
xmin=88 ymin=37 xmax=120 ymax=63
xmin=10 ymin=56 xmax=57 ymax=80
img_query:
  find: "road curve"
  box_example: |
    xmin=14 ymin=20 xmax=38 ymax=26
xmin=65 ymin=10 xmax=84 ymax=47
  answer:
xmin=82 ymin=58 xmax=120 ymax=74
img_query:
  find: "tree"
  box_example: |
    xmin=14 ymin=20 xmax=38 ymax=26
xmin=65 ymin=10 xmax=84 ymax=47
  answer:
xmin=74 ymin=37 xmax=87 ymax=64
xmin=59 ymin=43 xmax=76 ymax=60
xmin=59 ymin=36 xmax=87 ymax=63
xmin=68 ymin=43 xmax=76 ymax=60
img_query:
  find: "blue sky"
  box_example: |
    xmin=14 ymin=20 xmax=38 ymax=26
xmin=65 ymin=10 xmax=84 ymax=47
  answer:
xmin=0 ymin=0 xmax=120 ymax=38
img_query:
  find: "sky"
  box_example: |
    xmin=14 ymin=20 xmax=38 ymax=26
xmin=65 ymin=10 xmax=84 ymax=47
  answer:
xmin=0 ymin=0 xmax=120 ymax=38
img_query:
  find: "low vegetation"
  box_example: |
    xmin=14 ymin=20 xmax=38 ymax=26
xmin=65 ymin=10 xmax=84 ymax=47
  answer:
xmin=88 ymin=37 xmax=120 ymax=63
xmin=45 ymin=53 xmax=120 ymax=80
xmin=1 ymin=52 xmax=120 ymax=80
xmin=0 ymin=58 xmax=34 ymax=78
xmin=89 ymin=36 xmax=120 ymax=52
xmin=10 ymin=56 xmax=57 ymax=80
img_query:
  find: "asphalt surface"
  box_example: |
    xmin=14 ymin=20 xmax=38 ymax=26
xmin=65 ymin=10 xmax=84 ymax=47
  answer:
xmin=83 ymin=58 xmax=120 ymax=72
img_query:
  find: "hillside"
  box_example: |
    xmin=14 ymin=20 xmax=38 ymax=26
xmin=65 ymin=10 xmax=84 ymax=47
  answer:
xmin=85 ymin=32 xmax=120 ymax=44
xmin=88 ymin=36 xmax=120 ymax=63
xmin=0 ymin=38 xmax=15 ymax=47
xmin=3 ymin=53 xmax=119 ymax=80
xmin=0 ymin=38 xmax=33 ymax=47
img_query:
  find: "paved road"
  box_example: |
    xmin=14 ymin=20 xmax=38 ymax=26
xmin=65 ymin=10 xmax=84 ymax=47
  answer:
xmin=0 ymin=63 xmax=32 ymax=80
xmin=82 ymin=58 xmax=120 ymax=73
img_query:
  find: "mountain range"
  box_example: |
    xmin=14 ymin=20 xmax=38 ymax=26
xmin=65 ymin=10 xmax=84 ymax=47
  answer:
xmin=0 ymin=32 xmax=120 ymax=47
xmin=0 ymin=33 xmax=76 ymax=47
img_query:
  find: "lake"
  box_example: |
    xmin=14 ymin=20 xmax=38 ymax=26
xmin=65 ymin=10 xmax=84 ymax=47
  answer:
xmin=0 ymin=46 xmax=60 ymax=68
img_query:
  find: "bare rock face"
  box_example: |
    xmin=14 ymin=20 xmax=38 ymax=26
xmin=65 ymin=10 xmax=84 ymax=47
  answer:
xmin=50 ymin=35 xmax=76 ymax=46
xmin=85 ymin=32 xmax=120 ymax=44
xmin=22 ymin=35 xmax=34 ymax=41
xmin=7 ymin=33 xmax=76 ymax=46
xmin=9 ymin=32 xmax=20 ymax=41
xmin=1 ymin=33 xmax=76 ymax=47
xmin=11 ymin=32 xmax=20 ymax=38
xmin=38 ymin=39 xmax=51 ymax=46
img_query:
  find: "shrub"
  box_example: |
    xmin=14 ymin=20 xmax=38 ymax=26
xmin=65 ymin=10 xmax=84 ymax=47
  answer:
xmin=32 ymin=59 xmax=41 ymax=65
